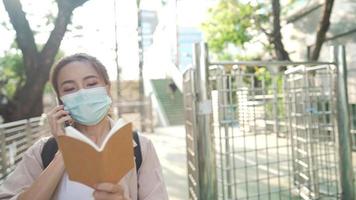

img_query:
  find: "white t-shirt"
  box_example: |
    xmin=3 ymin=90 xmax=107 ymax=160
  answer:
xmin=54 ymin=170 xmax=135 ymax=200
xmin=55 ymin=172 xmax=94 ymax=200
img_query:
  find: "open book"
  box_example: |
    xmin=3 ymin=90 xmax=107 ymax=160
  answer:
xmin=57 ymin=121 xmax=134 ymax=188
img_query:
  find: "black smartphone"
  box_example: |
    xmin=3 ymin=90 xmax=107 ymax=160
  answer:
xmin=57 ymin=98 xmax=70 ymax=127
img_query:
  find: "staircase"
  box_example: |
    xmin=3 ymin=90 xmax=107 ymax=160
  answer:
xmin=150 ymin=79 xmax=184 ymax=126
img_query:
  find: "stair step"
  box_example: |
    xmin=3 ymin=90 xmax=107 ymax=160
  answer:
xmin=151 ymin=79 xmax=185 ymax=126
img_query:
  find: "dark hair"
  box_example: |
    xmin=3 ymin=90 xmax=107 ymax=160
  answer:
xmin=50 ymin=53 xmax=110 ymax=95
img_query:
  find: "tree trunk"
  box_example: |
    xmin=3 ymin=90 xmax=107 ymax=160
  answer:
xmin=2 ymin=74 xmax=46 ymax=122
xmin=310 ymin=0 xmax=334 ymax=61
xmin=271 ymin=0 xmax=290 ymax=61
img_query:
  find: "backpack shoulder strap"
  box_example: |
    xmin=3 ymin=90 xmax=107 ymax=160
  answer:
xmin=133 ymin=131 xmax=142 ymax=172
xmin=41 ymin=132 xmax=143 ymax=171
xmin=41 ymin=137 xmax=58 ymax=169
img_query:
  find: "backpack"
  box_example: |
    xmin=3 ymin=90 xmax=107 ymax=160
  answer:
xmin=40 ymin=131 xmax=142 ymax=172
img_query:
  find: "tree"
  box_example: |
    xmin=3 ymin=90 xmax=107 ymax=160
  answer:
xmin=310 ymin=0 xmax=334 ymax=61
xmin=202 ymin=0 xmax=335 ymax=62
xmin=201 ymin=0 xmax=255 ymax=60
xmin=269 ymin=0 xmax=335 ymax=61
xmin=270 ymin=0 xmax=290 ymax=61
xmin=0 ymin=0 xmax=89 ymax=122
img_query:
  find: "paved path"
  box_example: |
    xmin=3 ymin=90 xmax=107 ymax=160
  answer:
xmin=144 ymin=125 xmax=188 ymax=200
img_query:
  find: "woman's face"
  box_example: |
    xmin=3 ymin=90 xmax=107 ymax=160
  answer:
xmin=57 ymin=61 xmax=108 ymax=97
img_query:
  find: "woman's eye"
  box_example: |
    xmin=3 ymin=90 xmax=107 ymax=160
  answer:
xmin=87 ymin=82 xmax=98 ymax=87
xmin=63 ymin=88 xmax=75 ymax=92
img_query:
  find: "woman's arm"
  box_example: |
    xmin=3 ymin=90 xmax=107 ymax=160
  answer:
xmin=0 ymin=105 xmax=71 ymax=200
xmin=0 ymin=138 xmax=63 ymax=200
xmin=17 ymin=105 xmax=72 ymax=200
xmin=18 ymin=151 xmax=65 ymax=200
xmin=138 ymin=138 xmax=168 ymax=200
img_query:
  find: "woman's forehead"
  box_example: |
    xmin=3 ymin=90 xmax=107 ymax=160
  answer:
xmin=57 ymin=61 xmax=100 ymax=82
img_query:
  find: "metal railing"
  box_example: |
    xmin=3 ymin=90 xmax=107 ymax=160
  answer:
xmin=0 ymin=116 xmax=49 ymax=183
xmin=284 ymin=64 xmax=340 ymax=199
xmin=183 ymin=43 xmax=355 ymax=200
xmin=347 ymin=67 xmax=356 ymax=151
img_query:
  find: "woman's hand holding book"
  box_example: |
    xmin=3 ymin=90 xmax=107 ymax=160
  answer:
xmin=93 ymin=183 xmax=128 ymax=200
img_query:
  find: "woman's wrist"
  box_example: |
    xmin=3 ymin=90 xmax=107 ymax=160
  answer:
xmin=55 ymin=150 xmax=62 ymax=158
xmin=53 ymin=151 xmax=65 ymax=171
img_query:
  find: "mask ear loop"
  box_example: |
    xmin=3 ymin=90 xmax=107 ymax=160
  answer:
xmin=104 ymin=84 xmax=114 ymax=120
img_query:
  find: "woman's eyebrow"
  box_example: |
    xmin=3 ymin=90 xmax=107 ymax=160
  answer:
xmin=83 ymin=75 xmax=98 ymax=81
xmin=61 ymin=80 xmax=75 ymax=86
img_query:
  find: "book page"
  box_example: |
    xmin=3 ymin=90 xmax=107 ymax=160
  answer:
xmin=57 ymin=122 xmax=134 ymax=188
xmin=64 ymin=119 xmax=127 ymax=151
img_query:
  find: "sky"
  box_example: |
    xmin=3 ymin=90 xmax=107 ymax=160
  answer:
xmin=0 ymin=0 xmax=213 ymax=80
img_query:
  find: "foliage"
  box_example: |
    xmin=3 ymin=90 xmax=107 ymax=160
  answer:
xmin=202 ymin=0 xmax=270 ymax=59
xmin=201 ymin=0 xmax=256 ymax=59
xmin=0 ymin=50 xmax=24 ymax=101
xmin=256 ymin=68 xmax=285 ymax=119
xmin=201 ymin=0 xmax=302 ymax=61
xmin=0 ymin=43 xmax=64 ymax=101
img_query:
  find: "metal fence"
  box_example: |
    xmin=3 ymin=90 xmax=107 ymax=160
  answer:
xmin=347 ymin=69 xmax=356 ymax=151
xmin=284 ymin=65 xmax=339 ymax=199
xmin=0 ymin=116 xmax=49 ymax=183
xmin=210 ymin=64 xmax=293 ymax=200
xmin=183 ymin=43 xmax=354 ymax=200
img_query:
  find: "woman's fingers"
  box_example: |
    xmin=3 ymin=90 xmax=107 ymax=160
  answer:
xmin=93 ymin=183 xmax=125 ymax=200
xmin=57 ymin=115 xmax=72 ymax=126
xmin=95 ymin=183 xmax=123 ymax=193
xmin=48 ymin=106 xmax=66 ymax=123
xmin=93 ymin=191 xmax=124 ymax=200
xmin=53 ymin=110 xmax=69 ymax=120
xmin=47 ymin=105 xmax=71 ymax=137
xmin=47 ymin=105 xmax=64 ymax=116
xmin=93 ymin=191 xmax=120 ymax=200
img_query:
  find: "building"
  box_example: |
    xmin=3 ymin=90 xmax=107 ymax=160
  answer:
xmin=140 ymin=10 xmax=158 ymax=50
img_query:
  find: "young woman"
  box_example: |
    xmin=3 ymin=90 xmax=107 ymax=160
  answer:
xmin=0 ymin=54 xmax=168 ymax=200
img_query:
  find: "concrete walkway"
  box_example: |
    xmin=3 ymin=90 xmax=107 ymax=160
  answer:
xmin=144 ymin=125 xmax=188 ymax=200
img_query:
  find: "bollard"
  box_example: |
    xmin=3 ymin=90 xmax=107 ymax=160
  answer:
xmin=333 ymin=45 xmax=355 ymax=200
xmin=193 ymin=42 xmax=217 ymax=200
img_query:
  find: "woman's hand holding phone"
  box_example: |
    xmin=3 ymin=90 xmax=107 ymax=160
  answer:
xmin=47 ymin=105 xmax=73 ymax=138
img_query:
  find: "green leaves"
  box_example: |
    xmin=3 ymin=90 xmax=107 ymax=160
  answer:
xmin=0 ymin=50 xmax=25 ymax=100
xmin=201 ymin=0 xmax=271 ymax=60
xmin=201 ymin=0 xmax=301 ymax=61
xmin=202 ymin=0 xmax=253 ymax=53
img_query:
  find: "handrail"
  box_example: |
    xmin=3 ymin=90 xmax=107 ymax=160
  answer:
xmin=149 ymin=81 xmax=170 ymax=126
xmin=209 ymin=60 xmax=336 ymax=67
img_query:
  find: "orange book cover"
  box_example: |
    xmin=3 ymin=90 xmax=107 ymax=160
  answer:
xmin=57 ymin=122 xmax=134 ymax=188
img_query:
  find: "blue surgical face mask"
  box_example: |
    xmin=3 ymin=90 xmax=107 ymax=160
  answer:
xmin=60 ymin=86 xmax=112 ymax=126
